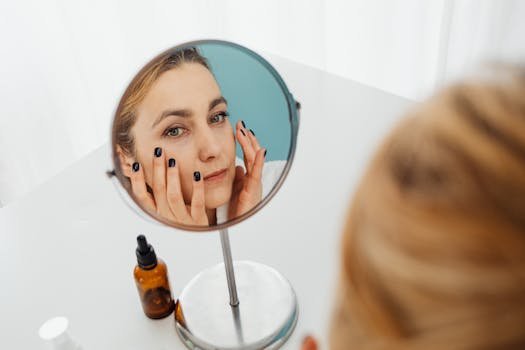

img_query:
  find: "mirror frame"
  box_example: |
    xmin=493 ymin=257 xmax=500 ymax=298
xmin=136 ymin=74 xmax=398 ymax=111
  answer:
xmin=110 ymin=39 xmax=300 ymax=232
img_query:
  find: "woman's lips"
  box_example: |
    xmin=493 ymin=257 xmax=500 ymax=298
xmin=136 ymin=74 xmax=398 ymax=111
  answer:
xmin=203 ymin=168 xmax=227 ymax=183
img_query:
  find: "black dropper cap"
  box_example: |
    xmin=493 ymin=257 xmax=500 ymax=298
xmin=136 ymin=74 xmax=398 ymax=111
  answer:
xmin=136 ymin=235 xmax=158 ymax=269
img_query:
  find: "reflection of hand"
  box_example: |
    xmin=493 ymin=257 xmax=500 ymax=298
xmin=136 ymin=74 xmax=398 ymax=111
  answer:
xmin=228 ymin=121 xmax=266 ymax=220
xmin=129 ymin=148 xmax=208 ymax=226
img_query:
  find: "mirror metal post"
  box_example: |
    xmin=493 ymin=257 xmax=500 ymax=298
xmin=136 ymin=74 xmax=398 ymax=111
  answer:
xmin=220 ymin=228 xmax=239 ymax=306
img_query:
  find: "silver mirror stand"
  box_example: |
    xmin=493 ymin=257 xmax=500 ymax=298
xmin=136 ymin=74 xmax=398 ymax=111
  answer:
xmin=174 ymin=229 xmax=298 ymax=349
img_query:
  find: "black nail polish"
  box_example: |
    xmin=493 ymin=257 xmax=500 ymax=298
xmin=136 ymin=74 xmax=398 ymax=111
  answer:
xmin=132 ymin=162 xmax=140 ymax=172
xmin=249 ymin=129 xmax=255 ymax=136
xmin=264 ymin=150 xmax=267 ymax=157
xmin=194 ymin=171 xmax=201 ymax=181
xmin=154 ymin=147 xmax=162 ymax=157
xmin=241 ymin=120 xmax=246 ymax=128
xmin=168 ymin=158 xmax=176 ymax=168
xmin=240 ymin=129 xmax=246 ymax=136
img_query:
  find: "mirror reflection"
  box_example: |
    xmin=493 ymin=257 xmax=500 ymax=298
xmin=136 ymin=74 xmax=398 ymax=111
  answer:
xmin=112 ymin=42 xmax=295 ymax=229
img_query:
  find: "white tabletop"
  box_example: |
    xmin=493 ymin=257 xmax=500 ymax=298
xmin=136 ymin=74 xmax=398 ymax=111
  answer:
xmin=0 ymin=55 xmax=412 ymax=349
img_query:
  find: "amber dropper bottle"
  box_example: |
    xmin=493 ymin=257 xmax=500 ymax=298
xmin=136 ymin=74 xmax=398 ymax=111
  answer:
xmin=134 ymin=235 xmax=175 ymax=319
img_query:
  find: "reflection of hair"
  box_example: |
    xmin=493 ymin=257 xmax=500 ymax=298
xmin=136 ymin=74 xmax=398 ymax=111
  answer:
xmin=332 ymin=66 xmax=525 ymax=350
xmin=113 ymin=46 xmax=209 ymax=160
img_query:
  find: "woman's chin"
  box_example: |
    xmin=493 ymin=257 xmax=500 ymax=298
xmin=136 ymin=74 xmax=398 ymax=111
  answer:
xmin=205 ymin=193 xmax=231 ymax=210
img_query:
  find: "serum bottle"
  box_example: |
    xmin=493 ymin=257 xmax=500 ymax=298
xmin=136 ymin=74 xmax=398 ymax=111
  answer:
xmin=134 ymin=235 xmax=175 ymax=319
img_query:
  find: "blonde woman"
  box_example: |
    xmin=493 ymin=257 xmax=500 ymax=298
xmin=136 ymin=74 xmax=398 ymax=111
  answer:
xmin=306 ymin=66 xmax=525 ymax=349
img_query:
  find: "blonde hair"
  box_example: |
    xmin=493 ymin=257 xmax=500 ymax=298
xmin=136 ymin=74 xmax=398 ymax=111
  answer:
xmin=111 ymin=46 xmax=209 ymax=186
xmin=113 ymin=46 xmax=209 ymax=157
xmin=332 ymin=66 xmax=525 ymax=350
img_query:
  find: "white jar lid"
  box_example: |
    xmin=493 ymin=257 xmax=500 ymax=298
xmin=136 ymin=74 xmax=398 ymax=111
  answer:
xmin=38 ymin=317 xmax=81 ymax=350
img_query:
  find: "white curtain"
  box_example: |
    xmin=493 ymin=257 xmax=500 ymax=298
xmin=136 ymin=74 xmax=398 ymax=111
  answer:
xmin=0 ymin=0 xmax=523 ymax=206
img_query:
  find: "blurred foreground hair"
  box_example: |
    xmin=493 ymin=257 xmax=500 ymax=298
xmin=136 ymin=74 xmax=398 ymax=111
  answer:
xmin=332 ymin=65 xmax=525 ymax=350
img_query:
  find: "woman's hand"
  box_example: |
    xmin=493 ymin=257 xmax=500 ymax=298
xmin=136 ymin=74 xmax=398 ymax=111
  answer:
xmin=301 ymin=336 xmax=318 ymax=350
xmin=228 ymin=120 xmax=266 ymax=219
xmin=128 ymin=147 xmax=209 ymax=226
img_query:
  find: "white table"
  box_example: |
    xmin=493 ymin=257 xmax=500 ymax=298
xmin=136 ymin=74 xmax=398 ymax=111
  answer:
xmin=0 ymin=55 xmax=411 ymax=349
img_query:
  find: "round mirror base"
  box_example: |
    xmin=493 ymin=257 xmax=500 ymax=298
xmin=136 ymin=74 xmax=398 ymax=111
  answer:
xmin=175 ymin=261 xmax=298 ymax=350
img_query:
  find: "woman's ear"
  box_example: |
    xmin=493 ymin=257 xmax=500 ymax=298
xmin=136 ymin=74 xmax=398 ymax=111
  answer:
xmin=116 ymin=145 xmax=134 ymax=178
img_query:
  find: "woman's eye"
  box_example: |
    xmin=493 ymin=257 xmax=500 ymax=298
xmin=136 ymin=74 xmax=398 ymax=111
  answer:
xmin=164 ymin=127 xmax=184 ymax=137
xmin=210 ymin=111 xmax=229 ymax=124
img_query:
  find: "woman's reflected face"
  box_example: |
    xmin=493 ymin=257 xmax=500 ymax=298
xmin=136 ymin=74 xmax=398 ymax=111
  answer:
xmin=132 ymin=63 xmax=236 ymax=209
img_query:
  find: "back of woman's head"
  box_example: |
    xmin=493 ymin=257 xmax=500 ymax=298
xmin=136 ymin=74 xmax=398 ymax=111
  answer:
xmin=332 ymin=66 xmax=525 ymax=350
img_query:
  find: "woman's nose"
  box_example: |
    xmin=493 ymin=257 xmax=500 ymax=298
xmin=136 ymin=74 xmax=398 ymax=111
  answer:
xmin=196 ymin=127 xmax=221 ymax=162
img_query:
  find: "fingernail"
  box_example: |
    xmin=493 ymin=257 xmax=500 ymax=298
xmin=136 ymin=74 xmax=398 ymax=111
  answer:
xmin=168 ymin=158 xmax=176 ymax=168
xmin=264 ymin=149 xmax=267 ymax=157
xmin=241 ymin=120 xmax=246 ymax=128
xmin=249 ymin=129 xmax=255 ymax=136
xmin=154 ymin=147 xmax=162 ymax=157
xmin=240 ymin=129 xmax=246 ymax=136
xmin=194 ymin=171 xmax=201 ymax=181
xmin=132 ymin=162 xmax=140 ymax=172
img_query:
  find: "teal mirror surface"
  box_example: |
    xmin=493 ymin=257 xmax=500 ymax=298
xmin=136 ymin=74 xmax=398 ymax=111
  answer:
xmin=111 ymin=40 xmax=299 ymax=232
xmin=198 ymin=43 xmax=291 ymax=162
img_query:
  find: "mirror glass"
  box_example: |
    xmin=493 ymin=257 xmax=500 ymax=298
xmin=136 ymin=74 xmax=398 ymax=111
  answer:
xmin=111 ymin=40 xmax=298 ymax=231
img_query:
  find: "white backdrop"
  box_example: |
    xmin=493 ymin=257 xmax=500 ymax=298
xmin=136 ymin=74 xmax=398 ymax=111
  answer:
xmin=0 ymin=0 xmax=523 ymax=206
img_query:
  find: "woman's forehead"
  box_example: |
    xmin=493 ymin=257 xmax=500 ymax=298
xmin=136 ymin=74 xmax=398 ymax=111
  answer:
xmin=137 ymin=63 xmax=222 ymax=123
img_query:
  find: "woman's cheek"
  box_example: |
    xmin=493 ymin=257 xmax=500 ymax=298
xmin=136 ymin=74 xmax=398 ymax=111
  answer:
xmin=225 ymin=127 xmax=236 ymax=161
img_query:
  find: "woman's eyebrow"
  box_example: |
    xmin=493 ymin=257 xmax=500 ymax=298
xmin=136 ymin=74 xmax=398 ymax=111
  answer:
xmin=152 ymin=96 xmax=228 ymax=128
xmin=152 ymin=108 xmax=192 ymax=128
xmin=209 ymin=96 xmax=228 ymax=111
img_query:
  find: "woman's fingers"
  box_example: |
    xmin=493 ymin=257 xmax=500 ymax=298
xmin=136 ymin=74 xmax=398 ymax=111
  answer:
xmin=231 ymin=165 xmax=246 ymax=198
xmin=236 ymin=120 xmax=256 ymax=171
xmin=166 ymin=158 xmax=191 ymax=222
xmin=166 ymin=162 xmax=208 ymax=226
xmin=151 ymin=147 xmax=172 ymax=218
xmin=129 ymin=161 xmax=156 ymax=213
xmin=244 ymin=148 xmax=265 ymax=199
xmin=301 ymin=336 xmax=318 ymax=350
xmin=250 ymin=148 xmax=265 ymax=183
xmin=190 ymin=171 xmax=208 ymax=225
xmin=239 ymin=119 xmax=261 ymax=151
xmin=246 ymin=126 xmax=261 ymax=152
xmin=232 ymin=148 xmax=264 ymax=218
xmin=236 ymin=120 xmax=263 ymax=175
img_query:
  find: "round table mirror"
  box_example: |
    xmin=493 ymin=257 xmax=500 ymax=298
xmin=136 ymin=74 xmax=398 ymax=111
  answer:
xmin=111 ymin=40 xmax=299 ymax=232
xmin=109 ymin=40 xmax=300 ymax=349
